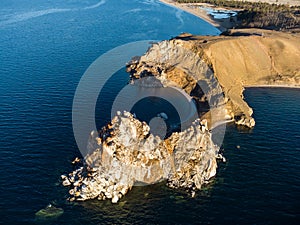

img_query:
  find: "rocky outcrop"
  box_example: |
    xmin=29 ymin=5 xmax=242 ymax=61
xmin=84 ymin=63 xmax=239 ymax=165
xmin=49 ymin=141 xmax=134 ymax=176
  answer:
xmin=63 ymin=29 xmax=300 ymax=203
xmin=127 ymin=29 xmax=300 ymax=128
xmin=62 ymin=111 xmax=223 ymax=203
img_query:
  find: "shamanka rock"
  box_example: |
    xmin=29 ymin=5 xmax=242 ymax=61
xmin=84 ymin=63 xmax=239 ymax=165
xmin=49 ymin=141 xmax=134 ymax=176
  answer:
xmin=62 ymin=111 xmax=223 ymax=203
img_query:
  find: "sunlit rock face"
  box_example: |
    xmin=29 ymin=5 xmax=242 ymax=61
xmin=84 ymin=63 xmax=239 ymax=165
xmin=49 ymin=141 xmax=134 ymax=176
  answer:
xmin=126 ymin=39 xmax=227 ymax=116
xmin=62 ymin=111 xmax=222 ymax=203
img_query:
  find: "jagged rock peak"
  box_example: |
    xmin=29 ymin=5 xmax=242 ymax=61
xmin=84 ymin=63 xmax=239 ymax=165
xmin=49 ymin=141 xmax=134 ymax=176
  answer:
xmin=62 ymin=111 xmax=223 ymax=203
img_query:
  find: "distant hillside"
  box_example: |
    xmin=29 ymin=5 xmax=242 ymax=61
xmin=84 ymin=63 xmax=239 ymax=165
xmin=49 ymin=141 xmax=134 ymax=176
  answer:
xmin=175 ymin=0 xmax=300 ymax=31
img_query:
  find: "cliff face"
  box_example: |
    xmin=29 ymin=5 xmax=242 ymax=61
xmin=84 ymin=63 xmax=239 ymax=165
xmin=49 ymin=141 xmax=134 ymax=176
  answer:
xmin=126 ymin=39 xmax=228 ymax=128
xmin=127 ymin=29 xmax=300 ymax=127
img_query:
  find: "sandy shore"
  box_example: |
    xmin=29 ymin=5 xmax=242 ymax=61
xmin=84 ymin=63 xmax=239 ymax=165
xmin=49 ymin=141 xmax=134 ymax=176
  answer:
xmin=159 ymin=0 xmax=229 ymax=32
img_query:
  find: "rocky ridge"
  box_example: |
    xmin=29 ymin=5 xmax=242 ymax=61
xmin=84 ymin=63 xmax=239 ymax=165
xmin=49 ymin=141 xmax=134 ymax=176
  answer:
xmin=62 ymin=111 xmax=223 ymax=203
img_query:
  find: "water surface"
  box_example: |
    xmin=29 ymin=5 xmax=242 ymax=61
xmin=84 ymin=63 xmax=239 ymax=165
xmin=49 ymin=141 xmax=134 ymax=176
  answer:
xmin=0 ymin=0 xmax=299 ymax=224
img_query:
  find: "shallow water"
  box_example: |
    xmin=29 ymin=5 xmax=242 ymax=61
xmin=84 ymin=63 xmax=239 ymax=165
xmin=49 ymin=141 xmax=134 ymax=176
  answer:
xmin=200 ymin=6 xmax=237 ymax=19
xmin=0 ymin=0 xmax=299 ymax=224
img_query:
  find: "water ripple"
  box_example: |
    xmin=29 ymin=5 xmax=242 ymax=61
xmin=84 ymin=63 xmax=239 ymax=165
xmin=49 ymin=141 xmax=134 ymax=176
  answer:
xmin=0 ymin=0 xmax=106 ymax=27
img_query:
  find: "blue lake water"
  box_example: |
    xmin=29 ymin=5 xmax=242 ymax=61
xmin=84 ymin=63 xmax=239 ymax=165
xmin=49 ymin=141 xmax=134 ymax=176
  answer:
xmin=0 ymin=0 xmax=299 ymax=224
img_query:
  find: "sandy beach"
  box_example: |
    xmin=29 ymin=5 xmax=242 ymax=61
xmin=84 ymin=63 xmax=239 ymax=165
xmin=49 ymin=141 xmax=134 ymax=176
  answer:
xmin=159 ymin=0 xmax=229 ymax=32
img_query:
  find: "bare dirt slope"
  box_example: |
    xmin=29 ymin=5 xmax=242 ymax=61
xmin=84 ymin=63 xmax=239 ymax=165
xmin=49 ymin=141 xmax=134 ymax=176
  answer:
xmin=198 ymin=29 xmax=300 ymax=123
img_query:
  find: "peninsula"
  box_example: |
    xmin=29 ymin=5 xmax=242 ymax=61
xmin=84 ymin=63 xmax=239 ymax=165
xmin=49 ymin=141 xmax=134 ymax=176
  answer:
xmin=61 ymin=1 xmax=300 ymax=203
xmin=62 ymin=28 xmax=300 ymax=203
xmin=127 ymin=29 xmax=300 ymax=128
